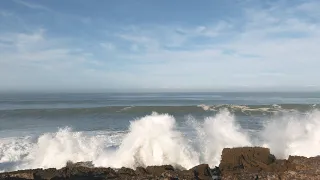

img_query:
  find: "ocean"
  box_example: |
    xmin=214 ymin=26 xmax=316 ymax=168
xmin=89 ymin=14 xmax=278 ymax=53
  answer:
xmin=0 ymin=92 xmax=320 ymax=172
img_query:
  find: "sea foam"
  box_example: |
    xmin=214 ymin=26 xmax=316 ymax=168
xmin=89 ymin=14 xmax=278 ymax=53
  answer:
xmin=1 ymin=110 xmax=320 ymax=172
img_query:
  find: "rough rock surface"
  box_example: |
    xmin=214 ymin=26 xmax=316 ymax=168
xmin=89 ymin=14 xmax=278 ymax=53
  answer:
xmin=219 ymin=147 xmax=320 ymax=180
xmin=1 ymin=147 xmax=320 ymax=180
xmin=0 ymin=164 xmax=214 ymax=180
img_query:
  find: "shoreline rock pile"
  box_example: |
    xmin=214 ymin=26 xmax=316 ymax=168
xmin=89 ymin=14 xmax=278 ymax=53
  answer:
xmin=1 ymin=147 xmax=320 ymax=180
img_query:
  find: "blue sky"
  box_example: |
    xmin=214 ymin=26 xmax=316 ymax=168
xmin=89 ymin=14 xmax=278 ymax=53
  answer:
xmin=0 ymin=0 xmax=319 ymax=92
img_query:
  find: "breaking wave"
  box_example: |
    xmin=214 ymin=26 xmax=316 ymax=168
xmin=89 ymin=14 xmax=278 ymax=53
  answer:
xmin=1 ymin=110 xmax=320 ymax=172
xmin=1 ymin=104 xmax=319 ymax=116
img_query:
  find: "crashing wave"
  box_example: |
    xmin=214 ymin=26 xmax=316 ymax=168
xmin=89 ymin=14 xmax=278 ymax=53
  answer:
xmin=1 ymin=110 xmax=320 ymax=172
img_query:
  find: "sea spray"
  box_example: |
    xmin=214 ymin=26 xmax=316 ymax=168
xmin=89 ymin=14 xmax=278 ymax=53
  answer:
xmin=0 ymin=110 xmax=320 ymax=172
xmin=94 ymin=112 xmax=199 ymax=169
xmin=185 ymin=110 xmax=251 ymax=165
xmin=261 ymin=110 xmax=320 ymax=158
xmin=201 ymin=110 xmax=252 ymax=165
xmin=24 ymin=127 xmax=106 ymax=169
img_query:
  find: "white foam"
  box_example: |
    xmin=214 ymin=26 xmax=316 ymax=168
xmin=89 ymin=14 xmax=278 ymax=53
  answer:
xmin=261 ymin=110 xmax=320 ymax=158
xmin=0 ymin=136 xmax=32 ymax=164
xmin=23 ymin=127 xmax=106 ymax=169
xmin=94 ymin=112 xmax=199 ymax=169
xmin=201 ymin=110 xmax=252 ymax=165
xmin=1 ymin=110 xmax=320 ymax=172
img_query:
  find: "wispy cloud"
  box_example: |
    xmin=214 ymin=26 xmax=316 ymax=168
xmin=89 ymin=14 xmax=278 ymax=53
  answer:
xmin=0 ymin=11 xmax=13 ymax=17
xmin=1 ymin=0 xmax=320 ymax=91
xmin=12 ymin=0 xmax=51 ymax=11
xmin=102 ymin=0 xmax=320 ymax=89
xmin=100 ymin=42 xmax=115 ymax=51
xmin=0 ymin=29 xmax=123 ymax=91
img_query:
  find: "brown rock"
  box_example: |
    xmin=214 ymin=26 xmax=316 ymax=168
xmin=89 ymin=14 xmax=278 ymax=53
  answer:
xmin=268 ymin=159 xmax=288 ymax=172
xmin=66 ymin=161 xmax=94 ymax=168
xmin=0 ymin=169 xmax=36 ymax=180
xmin=2 ymin=147 xmax=320 ymax=180
xmin=222 ymin=172 xmax=280 ymax=180
xmin=135 ymin=167 xmax=148 ymax=175
xmin=33 ymin=168 xmax=59 ymax=180
xmin=219 ymin=147 xmax=275 ymax=173
xmin=145 ymin=165 xmax=174 ymax=176
xmin=117 ymin=167 xmax=136 ymax=176
xmin=191 ymin=164 xmax=213 ymax=180
xmin=219 ymin=147 xmax=320 ymax=180
xmin=287 ymin=156 xmax=320 ymax=173
xmin=54 ymin=166 xmax=118 ymax=179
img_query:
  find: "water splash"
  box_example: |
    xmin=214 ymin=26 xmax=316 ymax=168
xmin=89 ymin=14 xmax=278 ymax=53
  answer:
xmin=1 ymin=110 xmax=320 ymax=172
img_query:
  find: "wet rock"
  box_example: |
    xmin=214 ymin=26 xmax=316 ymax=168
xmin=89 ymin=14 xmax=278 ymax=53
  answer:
xmin=211 ymin=166 xmax=221 ymax=180
xmin=2 ymin=147 xmax=320 ymax=180
xmin=135 ymin=167 xmax=148 ymax=175
xmin=191 ymin=164 xmax=213 ymax=180
xmin=219 ymin=147 xmax=320 ymax=180
xmin=61 ymin=166 xmax=118 ymax=179
xmin=0 ymin=169 xmax=36 ymax=180
xmin=33 ymin=168 xmax=59 ymax=180
xmin=161 ymin=171 xmax=179 ymax=179
xmin=66 ymin=161 xmax=94 ymax=168
xmin=222 ymin=172 xmax=280 ymax=180
xmin=117 ymin=167 xmax=136 ymax=176
xmin=146 ymin=165 xmax=174 ymax=176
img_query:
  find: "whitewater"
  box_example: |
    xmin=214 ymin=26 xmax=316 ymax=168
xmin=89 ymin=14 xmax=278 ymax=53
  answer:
xmin=1 ymin=110 xmax=320 ymax=172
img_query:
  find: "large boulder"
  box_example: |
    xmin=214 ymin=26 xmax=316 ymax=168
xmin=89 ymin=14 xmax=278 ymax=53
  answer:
xmin=219 ymin=147 xmax=320 ymax=180
xmin=219 ymin=147 xmax=276 ymax=173
xmin=191 ymin=164 xmax=213 ymax=180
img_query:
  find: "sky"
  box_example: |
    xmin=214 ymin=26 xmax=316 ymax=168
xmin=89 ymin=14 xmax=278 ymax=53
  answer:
xmin=0 ymin=0 xmax=320 ymax=92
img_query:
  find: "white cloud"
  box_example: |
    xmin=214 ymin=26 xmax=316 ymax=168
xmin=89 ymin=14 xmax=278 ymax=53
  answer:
xmin=100 ymin=42 xmax=115 ymax=51
xmin=1 ymin=0 xmax=320 ymax=91
xmin=0 ymin=29 xmax=127 ymax=91
xmin=12 ymin=0 xmax=51 ymax=11
xmin=103 ymin=0 xmax=320 ymax=89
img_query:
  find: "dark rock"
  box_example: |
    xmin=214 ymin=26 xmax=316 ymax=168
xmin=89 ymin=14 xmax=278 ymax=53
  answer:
xmin=66 ymin=161 xmax=94 ymax=168
xmin=268 ymin=159 xmax=288 ymax=172
xmin=33 ymin=168 xmax=58 ymax=180
xmin=135 ymin=167 xmax=148 ymax=175
xmin=0 ymin=169 xmax=36 ymax=180
xmin=180 ymin=169 xmax=195 ymax=179
xmin=145 ymin=165 xmax=174 ymax=176
xmin=117 ymin=167 xmax=136 ymax=176
xmin=211 ymin=166 xmax=221 ymax=180
xmin=161 ymin=171 xmax=179 ymax=179
xmin=2 ymin=147 xmax=320 ymax=180
xmin=191 ymin=164 xmax=213 ymax=180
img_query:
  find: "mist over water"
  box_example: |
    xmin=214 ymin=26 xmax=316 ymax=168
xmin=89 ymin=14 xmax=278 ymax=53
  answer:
xmin=1 ymin=110 xmax=320 ymax=172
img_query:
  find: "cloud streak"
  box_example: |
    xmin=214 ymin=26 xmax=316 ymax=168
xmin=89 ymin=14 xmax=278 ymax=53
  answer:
xmin=1 ymin=0 xmax=320 ymax=91
xmin=12 ymin=0 xmax=51 ymax=11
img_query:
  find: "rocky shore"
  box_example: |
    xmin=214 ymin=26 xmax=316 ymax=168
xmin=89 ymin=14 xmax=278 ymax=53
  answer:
xmin=1 ymin=147 xmax=320 ymax=180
